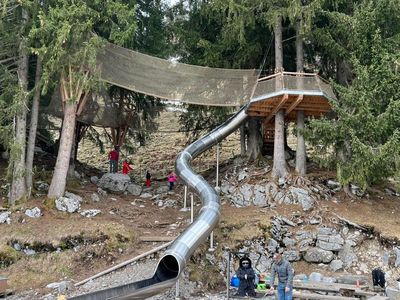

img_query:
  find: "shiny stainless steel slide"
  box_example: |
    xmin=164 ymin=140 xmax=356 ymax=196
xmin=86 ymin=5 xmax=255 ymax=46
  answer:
xmin=70 ymin=106 xmax=248 ymax=300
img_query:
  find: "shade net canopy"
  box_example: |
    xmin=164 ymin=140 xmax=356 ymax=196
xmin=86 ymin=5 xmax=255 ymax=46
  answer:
xmin=97 ymin=43 xmax=258 ymax=107
xmin=41 ymin=43 xmax=259 ymax=127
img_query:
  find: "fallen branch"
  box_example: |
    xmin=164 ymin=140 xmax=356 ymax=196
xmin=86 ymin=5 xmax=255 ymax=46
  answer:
xmin=332 ymin=213 xmax=368 ymax=231
xmin=74 ymin=241 xmax=173 ymax=287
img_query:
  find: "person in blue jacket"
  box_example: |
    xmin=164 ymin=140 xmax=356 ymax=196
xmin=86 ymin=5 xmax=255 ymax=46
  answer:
xmin=236 ymin=257 xmax=256 ymax=297
xmin=269 ymin=253 xmax=294 ymax=300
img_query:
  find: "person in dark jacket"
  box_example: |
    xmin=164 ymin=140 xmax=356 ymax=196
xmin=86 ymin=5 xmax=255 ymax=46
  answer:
xmin=269 ymin=253 xmax=294 ymax=300
xmin=236 ymin=257 xmax=256 ymax=297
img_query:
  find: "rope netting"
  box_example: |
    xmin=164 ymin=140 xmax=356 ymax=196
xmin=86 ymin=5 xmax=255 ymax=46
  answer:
xmin=42 ymin=43 xmax=259 ymax=127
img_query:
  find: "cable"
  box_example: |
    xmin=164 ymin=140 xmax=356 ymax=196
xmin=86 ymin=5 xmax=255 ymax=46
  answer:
xmin=257 ymin=34 xmax=274 ymax=77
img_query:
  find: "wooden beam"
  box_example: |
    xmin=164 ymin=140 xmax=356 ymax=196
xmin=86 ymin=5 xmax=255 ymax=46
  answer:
xmin=286 ymin=94 xmax=303 ymax=115
xmin=264 ymin=93 xmax=289 ymax=123
xmin=291 ymin=292 xmax=358 ymax=300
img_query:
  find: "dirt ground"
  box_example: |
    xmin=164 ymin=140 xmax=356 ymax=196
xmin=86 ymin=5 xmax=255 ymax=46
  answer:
xmin=0 ymin=110 xmax=399 ymax=296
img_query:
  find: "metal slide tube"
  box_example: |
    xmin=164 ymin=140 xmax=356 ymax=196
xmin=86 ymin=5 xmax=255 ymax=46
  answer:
xmin=70 ymin=106 xmax=248 ymax=300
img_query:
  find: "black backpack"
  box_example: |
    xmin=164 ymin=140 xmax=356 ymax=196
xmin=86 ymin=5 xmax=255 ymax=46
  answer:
xmin=372 ymin=268 xmax=385 ymax=288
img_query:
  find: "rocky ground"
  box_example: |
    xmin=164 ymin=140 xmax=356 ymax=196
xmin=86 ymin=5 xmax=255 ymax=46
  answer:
xmin=1 ymin=109 xmax=400 ymax=300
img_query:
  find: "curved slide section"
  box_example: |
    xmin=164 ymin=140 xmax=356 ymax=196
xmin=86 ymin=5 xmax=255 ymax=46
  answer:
xmin=70 ymin=106 xmax=248 ymax=300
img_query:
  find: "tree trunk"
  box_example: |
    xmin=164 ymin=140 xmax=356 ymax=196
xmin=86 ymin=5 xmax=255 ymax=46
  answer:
xmin=240 ymin=124 xmax=246 ymax=156
xmin=274 ymin=16 xmax=283 ymax=73
xmin=271 ymin=16 xmax=287 ymax=179
xmin=67 ymin=127 xmax=77 ymax=178
xmin=295 ymin=110 xmax=306 ymax=175
xmin=272 ymin=109 xmax=288 ymax=178
xmin=48 ymin=101 xmax=77 ymax=198
xmin=26 ymin=58 xmax=42 ymax=197
xmin=9 ymin=26 xmax=29 ymax=205
xmin=295 ymin=20 xmax=306 ymax=175
xmin=246 ymin=118 xmax=262 ymax=161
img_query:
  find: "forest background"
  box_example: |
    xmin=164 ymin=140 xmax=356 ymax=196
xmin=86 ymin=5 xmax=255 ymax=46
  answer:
xmin=0 ymin=0 xmax=399 ymax=208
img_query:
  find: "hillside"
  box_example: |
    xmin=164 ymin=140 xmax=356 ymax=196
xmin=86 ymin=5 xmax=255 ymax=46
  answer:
xmin=0 ymin=110 xmax=399 ymax=300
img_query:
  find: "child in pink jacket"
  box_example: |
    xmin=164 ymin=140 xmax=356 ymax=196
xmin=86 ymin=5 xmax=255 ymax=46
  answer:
xmin=167 ymin=171 xmax=177 ymax=190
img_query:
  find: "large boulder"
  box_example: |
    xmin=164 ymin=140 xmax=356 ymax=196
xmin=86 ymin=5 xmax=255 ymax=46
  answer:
xmin=98 ymin=173 xmax=131 ymax=194
xmin=126 ymin=183 xmax=142 ymax=196
xmin=55 ymin=196 xmax=81 ymax=213
xmin=304 ymin=247 xmax=334 ymax=263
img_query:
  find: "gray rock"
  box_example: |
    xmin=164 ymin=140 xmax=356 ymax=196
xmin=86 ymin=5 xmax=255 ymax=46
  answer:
xmin=266 ymin=239 xmax=279 ymax=253
xmin=80 ymin=209 xmax=101 ymax=218
xmin=283 ymin=250 xmax=300 ymax=262
xmin=317 ymin=227 xmax=337 ymax=235
xmin=326 ymin=180 xmax=341 ymax=191
xmin=126 ymin=183 xmax=142 ymax=196
xmin=24 ymin=248 xmax=36 ymax=256
xmin=304 ymin=248 xmax=334 ymax=263
xmin=253 ymin=185 xmax=267 ymax=206
xmin=255 ymin=255 xmax=272 ymax=271
xmin=98 ymin=173 xmax=131 ymax=194
xmin=317 ymin=234 xmax=344 ymax=251
xmin=155 ymin=186 xmax=170 ymax=194
xmin=140 ymin=192 xmax=153 ymax=198
xmin=25 ymin=207 xmax=41 ymax=218
xmin=265 ymin=182 xmax=278 ymax=201
xmin=296 ymin=231 xmax=315 ymax=241
xmin=91 ymin=193 xmax=100 ymax=202
xmin=298 ymin=239 xmax=314 ymax=251
xmin=90 ymin=176 xmax=99 ymax=184
xmin=35 ymin=181 xmax=49 ymax=192
xmin=289 ymin=187 xmax=314 ymax=211
xmin=330 ymin=260 xmax=344 ymax=272
xmin=164 ymin=200 xmax=177 ymax=208
xmin=338 ymin=244 xmax=358 ymax=268
xmin=97 ymin=187 xmax=107 ymax=196
xmin=55 ymin=197 xmax=81 ymax=213
xmin=220 ymin=180 xmax=235 ymax=195
xmin=230 ymin=193 xmax=248 ymax=207
xmin=394 ymin=247 xmax=400 ymax=267
xmin=12 ymin=242 xmax=21 ymax=251
xmin=238 ymin=169 xmax=249 ymax=181
xmin=0 ymin=212 xmax=11 ymax=224
xmin=64 ymin=191 xmax=83 ymax=203
xmin=283 ymin=237 xmax=296 ymax=248
xmin=46 ymin=281 xmax=73 ymax=293
xmin=309 ymin=215 xmax=322 ymax=225
xmin=239 ymin=183 xmax=253 ymax=203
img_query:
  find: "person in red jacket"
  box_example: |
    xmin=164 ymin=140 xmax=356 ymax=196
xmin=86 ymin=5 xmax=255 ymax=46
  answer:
xmin=108 ymin=146 xmax=119 ymax=173
xmin=122 ymin=160 xmax=133 ymax=175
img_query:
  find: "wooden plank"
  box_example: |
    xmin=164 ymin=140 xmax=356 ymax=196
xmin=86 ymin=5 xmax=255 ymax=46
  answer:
xmin=264 ymin=93 xmax=289 ymax=123
xmin=139 ymin=236 xmax=175 ymax=242
xmin=293 ymin=281 xmax=368 ymax=292
xmin=286 ymin=94 xmax=304 ymax=115
xmin=366 ymin=296 xmax=389 ymax=300
xmin=292 ymin=291 xmax=358 ymax=300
